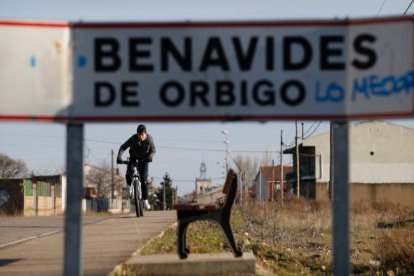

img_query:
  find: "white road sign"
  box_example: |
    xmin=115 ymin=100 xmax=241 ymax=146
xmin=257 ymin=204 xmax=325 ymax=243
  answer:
xmin=0 ymin=17 xmax=413 ymax=121
xmin=0 ymin=20 xmax=71 ymax=121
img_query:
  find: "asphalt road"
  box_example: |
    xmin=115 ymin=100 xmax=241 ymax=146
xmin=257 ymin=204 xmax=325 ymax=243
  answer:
xmin=0 ymin=211 xmax=176 ymax=275
xmin=0 ymin=215 xmax=105 ymax=249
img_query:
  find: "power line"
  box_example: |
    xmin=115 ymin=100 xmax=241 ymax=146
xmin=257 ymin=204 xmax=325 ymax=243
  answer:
xmin=85 ymin=138 xmax=224 ymax=152
xmin=377 ymin=0 xmax=386 ymax=16
xmin=83 ymin=140 xmax=100 ymax=162
xmin=153 ymin=176 xmax=226 ymax=183
xmin=303 ymin=121 xmax=317 ymax=136
xmin=283 ymin=121 xmax=322 ymax=148
xmin=159 ymin=145 xmax=222 ymax=152
xmin=304 ymin=121 xmax=322 ymax=139
xmin=85 ymin=138 xmax=279 ymax=154
xmin=404 ymin=0 xmax=414 ymax=15
xmin=283 ymin=138 xmax=296 ymax=148
xmin=153 ymin=177 xmax=195 ymax=182
xmin=233 ymin=149 xmax=279 ymax=153
xmin=283 ymin=127 xmax=297 ymax=148
xmin=86 ymin=138 xmax=118 ymax=145
xmin=87 ymin=137 xmax=275 ymax=146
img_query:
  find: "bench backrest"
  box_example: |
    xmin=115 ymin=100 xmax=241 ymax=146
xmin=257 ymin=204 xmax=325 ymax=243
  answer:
xmin=222 ymin=169 xmax=235 ymax=195
xmin=221 ymin=169 xmax=238 ymax=211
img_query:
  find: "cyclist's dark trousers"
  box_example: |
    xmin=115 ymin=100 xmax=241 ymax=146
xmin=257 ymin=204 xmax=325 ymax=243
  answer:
xmin=126 ymin=163 xmax=134 ymax=186
xmin=137 ymin=162 xmax=149 ymax=200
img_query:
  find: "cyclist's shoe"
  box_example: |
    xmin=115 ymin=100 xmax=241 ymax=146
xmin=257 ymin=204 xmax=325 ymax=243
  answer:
xmin=143 ymin=200 xmax=151 ymax=210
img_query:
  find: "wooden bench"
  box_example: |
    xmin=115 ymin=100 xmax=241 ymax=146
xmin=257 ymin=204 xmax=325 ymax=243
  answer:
xmin=173 ymin=169 xmax=242 ymax=259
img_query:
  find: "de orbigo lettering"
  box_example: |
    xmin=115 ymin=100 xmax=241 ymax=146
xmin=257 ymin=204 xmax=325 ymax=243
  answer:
xmin=92 ymin=34 xmax=377 ymax=109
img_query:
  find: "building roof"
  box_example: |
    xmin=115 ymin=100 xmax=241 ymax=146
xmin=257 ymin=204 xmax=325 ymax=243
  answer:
xmin=283 ymin=144 xmax=310 ymax=154
xmin=256 ymin=165 xmax=293 ymax=183
xmin=303 ymin=120 xmax=414 ymax=142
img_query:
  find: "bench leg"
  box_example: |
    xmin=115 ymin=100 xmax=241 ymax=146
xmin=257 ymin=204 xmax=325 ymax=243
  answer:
xmin=177 ymin=221 xmax=189 ymax=259
xmin=221 ymin=220 xmax=242 ymax=257
xmin=183 ymin=223 xmax=190 ymax=254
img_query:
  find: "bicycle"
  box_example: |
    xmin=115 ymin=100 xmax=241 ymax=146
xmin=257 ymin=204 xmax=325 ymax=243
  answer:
xmin=120 ymin=159 xmax=144 ymax=217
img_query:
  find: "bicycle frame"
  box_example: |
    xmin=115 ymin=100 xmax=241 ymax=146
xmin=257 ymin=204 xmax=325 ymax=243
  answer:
xmin=131 ymin=164 xmax=142 ymax=200
xmin=121 ymin=159 xmax=144 ymax=217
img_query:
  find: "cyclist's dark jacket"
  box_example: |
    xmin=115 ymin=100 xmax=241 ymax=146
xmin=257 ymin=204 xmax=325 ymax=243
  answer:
xmin=117 ymin=134 xmax=156 ymax=162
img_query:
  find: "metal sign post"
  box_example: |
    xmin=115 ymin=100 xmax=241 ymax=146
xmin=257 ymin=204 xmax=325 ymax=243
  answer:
xmin=64 ymin=123 xmax=84 ymax=276
xmin=332 ymin=121 xmax=350 ymax=275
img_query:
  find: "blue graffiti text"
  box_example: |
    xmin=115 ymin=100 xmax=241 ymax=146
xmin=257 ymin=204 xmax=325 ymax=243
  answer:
xmin=315 ymin=80 xmax=344 ymax=103
xmin=352 ymin=71 xmax=414 ymax=101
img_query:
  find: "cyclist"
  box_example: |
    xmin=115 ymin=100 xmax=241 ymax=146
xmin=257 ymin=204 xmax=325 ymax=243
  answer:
xmin=117 ymin=124 xmax=156 ymax=210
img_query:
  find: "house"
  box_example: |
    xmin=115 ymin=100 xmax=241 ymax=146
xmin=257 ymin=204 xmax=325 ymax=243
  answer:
xmin=196 ymin=186 xmax=226 ymax=204
xmin=0 ymin=163 xmax=128 ymax=216
xmin=284 ymin=120 xmax=414 ymax=206
xmin=0 ymin=175 xmax=65 ymax=216
xmin=84 ymin=163 xmax=123 ymax=199
xmin=283 ymin=143 xmax=319 ymax=199
xmin=253 ymin=165 xmax=293 ymax=201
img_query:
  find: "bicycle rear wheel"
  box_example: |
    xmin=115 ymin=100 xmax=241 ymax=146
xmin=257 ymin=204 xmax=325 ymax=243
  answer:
xmin=133 ymin=180 xmax=142 ymax=217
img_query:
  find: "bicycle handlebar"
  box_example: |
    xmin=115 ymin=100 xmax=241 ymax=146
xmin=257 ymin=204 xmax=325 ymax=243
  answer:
xmin=118 ymin=159 xmax=142 ymax=165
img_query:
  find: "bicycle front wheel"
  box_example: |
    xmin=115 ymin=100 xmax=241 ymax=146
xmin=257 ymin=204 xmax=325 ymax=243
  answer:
xmin=133 ymin=180 xmax=142 ymax=217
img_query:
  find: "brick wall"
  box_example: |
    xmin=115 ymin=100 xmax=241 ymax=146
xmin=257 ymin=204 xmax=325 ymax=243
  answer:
xmin=23 ymin=195 xmax=34 ymax=216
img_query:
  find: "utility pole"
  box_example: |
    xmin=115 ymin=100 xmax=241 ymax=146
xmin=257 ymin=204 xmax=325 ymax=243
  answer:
xmin=301 ymin=122 xmax=304 ymax=141
xmin=171 ymin=187 xmax=174 ymax=210
xmin=245 ymin=172 xmax=249 ymax=195
xmin=295 ymin=121 xmax=300 ymax=198
xmin=329 ymin=122 xmax=334 ymax=201
xmin=111 ymin=149 xmax=114 ymax=200
xmin=259 ymin=168 xmax=262 ymax=201
xmin=175 ymin=185 xmax=178 ymax=207
xmin=222 ymin=130 xmax=229 ymax=174
xmin=280 ymin=130 xmax=284 ymax=205
xmin=163 ymin=182 xmax=166 ymax=210
xmin=239 ymin=172 xmax=243 ymax=204
xmin=272 ymin=159 xmax=275 ymax=202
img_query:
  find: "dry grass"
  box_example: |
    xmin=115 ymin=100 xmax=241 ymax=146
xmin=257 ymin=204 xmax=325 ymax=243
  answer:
xmin=237 ymin=198 xmax=414 ymax=275
xmin=236 ymin=198 xmax=332 ymax=274
xmin=137 ymin=198 xmax=414 ymax=275
xmin=374 ymin=230 xmax=414 ymax=274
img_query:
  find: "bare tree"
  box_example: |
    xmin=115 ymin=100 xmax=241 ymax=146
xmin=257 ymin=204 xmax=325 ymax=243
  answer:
xmin=232 ymin=154 xmax=259 ymax=188
xmin=261 ymin=150 xmax=273 ymax=166
xmin=84 ymin=162 xmax=122 ymax=198
xmin=0 ymin=153 xmax=29 ymax=178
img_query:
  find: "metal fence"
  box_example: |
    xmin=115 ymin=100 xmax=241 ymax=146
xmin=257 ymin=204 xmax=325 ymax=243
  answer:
xmin=84 ymin=198 xmax=131 ymax=213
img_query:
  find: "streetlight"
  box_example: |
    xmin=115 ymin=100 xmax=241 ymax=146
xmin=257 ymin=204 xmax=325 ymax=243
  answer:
xmin=216 ymin=161 xmax=226 ymax=177
xmin=221 ymin=130 xmax=229 ymax=174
